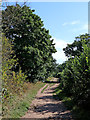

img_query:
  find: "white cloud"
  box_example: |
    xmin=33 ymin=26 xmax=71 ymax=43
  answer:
xmin=53 ymin=38 xmax=67 ymax=49
xmin=53 ymin=50 xmax=67 ymax=64
xmin=71 ymin=20 xmax=80 ymax=25
xmin=62 ymin=20 xmax=80 ymax=26
xmin=52 ymin=38 xmax=71 ymax=64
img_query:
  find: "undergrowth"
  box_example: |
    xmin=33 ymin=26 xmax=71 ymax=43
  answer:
xmin=54 ymin=83 xmax=90 ymax=120
xmin=2 ymin=81 xmax=45 ymax=118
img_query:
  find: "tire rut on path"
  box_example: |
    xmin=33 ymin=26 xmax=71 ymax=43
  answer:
xmin=21 ymin=82 xmax=74 ymax=119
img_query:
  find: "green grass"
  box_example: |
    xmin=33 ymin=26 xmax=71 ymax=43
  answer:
xmin=41 ymin=85 xmax=48 ymax=93
xmin=46 ymin=77 xmax=54 ymax=82
xmin=49 ymin=83 xmax=55 ymax=87
xmin=2 ymin=81 xmax=46 ymax=118
xmin=53 ymin=85 xmax=90 ymax=120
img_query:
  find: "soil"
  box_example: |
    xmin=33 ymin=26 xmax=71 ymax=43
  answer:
xmin=21 ymin=78 xmax=74 ymax=120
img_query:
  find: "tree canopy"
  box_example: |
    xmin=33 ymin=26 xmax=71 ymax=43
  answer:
xmin=2 ymin=4 xmax=57 ymax=82
xmin=63 ymin=34 xmax=90 ymax=58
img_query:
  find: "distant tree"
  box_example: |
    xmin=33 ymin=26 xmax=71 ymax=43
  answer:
xmin=63 ymin=34 xmax=90 ymax=58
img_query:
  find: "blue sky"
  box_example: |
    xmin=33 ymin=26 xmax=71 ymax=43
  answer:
xmin=2 ymin=2 xmax=88 ymax=64
xmin=29 ymin=2 xmax=88 ymax=64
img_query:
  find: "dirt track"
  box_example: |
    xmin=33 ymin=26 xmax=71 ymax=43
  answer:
xmin=21 ymin=79 xmax=73 ymax=119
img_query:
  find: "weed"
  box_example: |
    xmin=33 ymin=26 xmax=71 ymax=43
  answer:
xmin=2 ymin=82 xmax=45 ymax=118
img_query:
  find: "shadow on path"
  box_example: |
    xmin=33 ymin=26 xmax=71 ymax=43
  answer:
xmin=21 ymin=81 xmax=74 ymax=120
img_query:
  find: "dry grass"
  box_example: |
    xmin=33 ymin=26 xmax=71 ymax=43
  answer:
xmin=2 ymin=81 xmax=46 ymax=118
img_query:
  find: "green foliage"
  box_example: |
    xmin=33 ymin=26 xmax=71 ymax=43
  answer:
xmin=55 ymin=62 xmax=67 ymax=78
xmin=57 ymin=34 xmax=90 ymax=112
xmin=54 ymin=86 xmax=90 ymax=120
xmin=2 ymin=34 xmax=27 ymax=116
xmin=41 ymin=85 xmax=48 ymax=93
xmin=2 ymin=82 xmax=45 ymax=118
xmin=2 ymin=4 xmax=57 ymax=82
xmin=63 ymin=33 xmax=90 ymax=58
xmin=2 ymin=4 xmax=57 ymax=117
xmin=71 ymin=40 xmax=90 ymax=108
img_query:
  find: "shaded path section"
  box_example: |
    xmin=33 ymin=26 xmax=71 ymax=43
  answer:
xmin=22 ymin=79 xmax=73 ymax=119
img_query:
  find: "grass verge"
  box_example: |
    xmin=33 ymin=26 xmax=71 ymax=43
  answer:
xmin=41 ymin=85 xmax=48 ymax=93
xmin=49 ymin=83 xmax=55 ymax=87
xmin=53 ymin=84 xmax=90 ymax=120
xmin=46 ymin=77 xmax=54 ymax=82
xmin=2 ymin=81 xmax=46 ymax=118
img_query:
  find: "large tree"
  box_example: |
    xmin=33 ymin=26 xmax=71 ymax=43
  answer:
xmin=2 ymin=4 xmax=57 ymax=82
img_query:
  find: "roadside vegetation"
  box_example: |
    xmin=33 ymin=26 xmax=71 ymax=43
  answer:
xmin=54 ymin=34 xmax=90 ymax=120
xmin=41 ymin=85 xmax=48 ymax=93
xmin=1 ymin=3 xmax=57 ymax=118
xmin=1 ymin=2 xmax=90 ymax=120
xmin=3 ymin=81 xmax=45 ymax=118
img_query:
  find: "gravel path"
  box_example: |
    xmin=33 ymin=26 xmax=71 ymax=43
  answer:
xmin=21 ymin=80 xmax=73 ymax=119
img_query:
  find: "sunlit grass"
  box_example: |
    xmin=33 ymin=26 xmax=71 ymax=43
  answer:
xmin=41 ymin=85 xmax=48 ymax=93
xmin=2 ymin=81 xmax=46 ymax=118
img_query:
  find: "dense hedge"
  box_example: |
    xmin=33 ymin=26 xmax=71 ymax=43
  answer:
xmin=57 ymin=34 xmax=90 ymax=109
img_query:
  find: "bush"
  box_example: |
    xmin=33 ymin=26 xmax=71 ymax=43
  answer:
xmin=58 ymin=38 xmax=90 ymax=110
xmin=2 ymin=34 xmax=27 ymax=102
